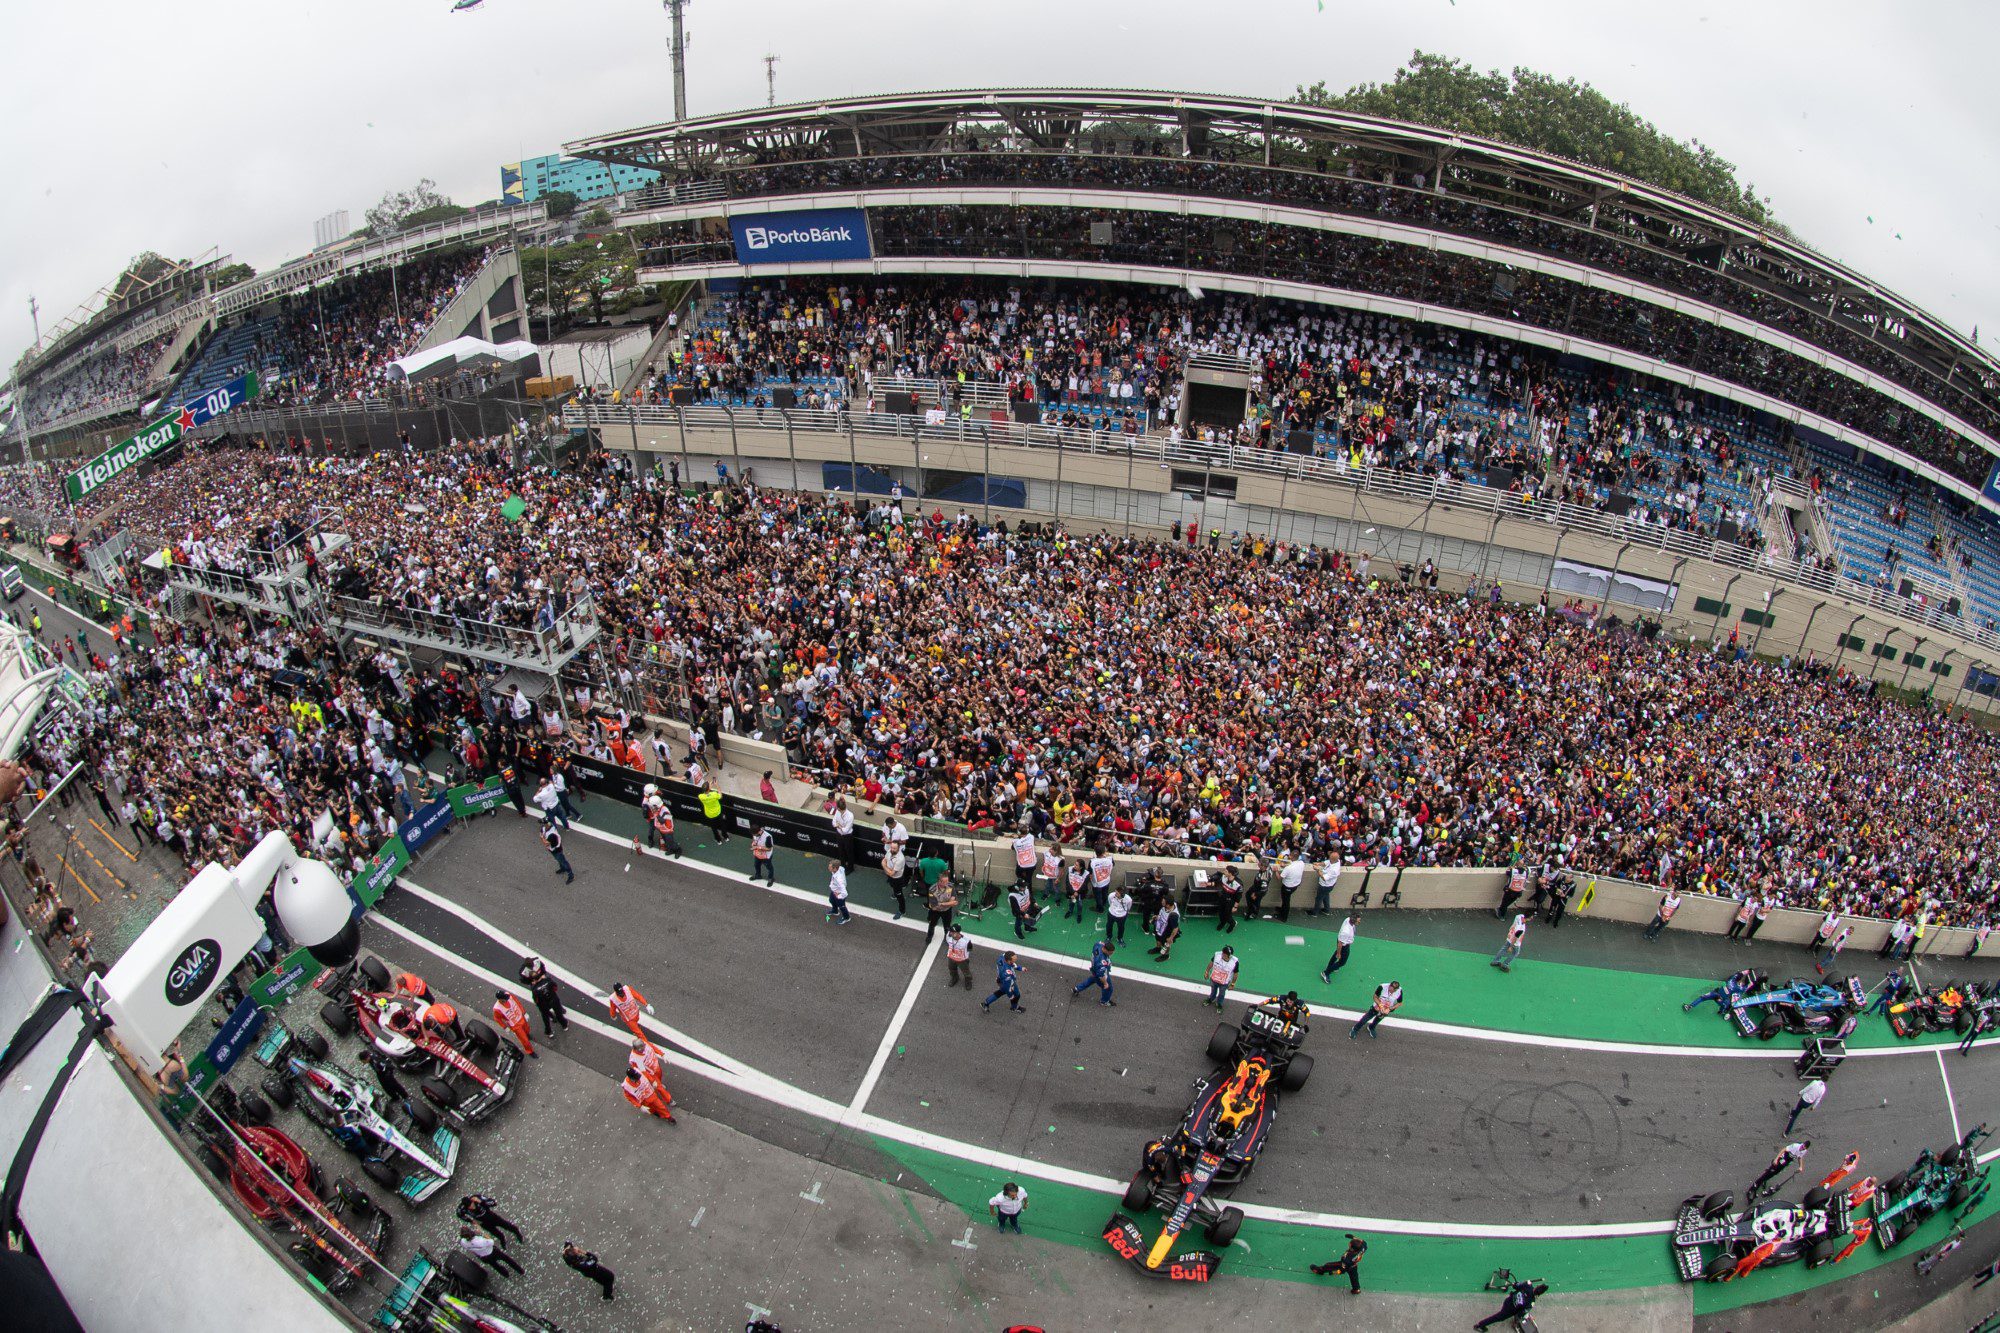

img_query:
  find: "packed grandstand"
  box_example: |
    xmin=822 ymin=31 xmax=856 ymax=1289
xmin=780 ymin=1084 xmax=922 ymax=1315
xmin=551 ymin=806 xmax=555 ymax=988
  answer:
xmin=4 ymin=85 xmax=2000 ymax=952
xmin=8 ymin=71 xmax=2000 ymax=1333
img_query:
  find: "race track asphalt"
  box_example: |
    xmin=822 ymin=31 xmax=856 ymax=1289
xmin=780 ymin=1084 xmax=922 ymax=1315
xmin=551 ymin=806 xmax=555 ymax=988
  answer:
xmin=375 ymin=816 xmax=2000 ymax=1232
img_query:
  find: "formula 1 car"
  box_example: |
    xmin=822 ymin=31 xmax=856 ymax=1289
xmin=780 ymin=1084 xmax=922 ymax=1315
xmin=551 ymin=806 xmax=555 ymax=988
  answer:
xmin=1886 ymin=981 xmax=1988 ymax=1039
xmin=1105 ymin=993 xmax=1314 ymax=1280
xmin=1726 ymin=975 xmax=1863 ymax=1040
xmin=320 ymin=955 xmax=521 ymax=1125
xmin=375 ymin=1247 xmax=567 ymax=1332
xmin=1670 ymin=1154 xmax=1875 ymax=1282
xmin=1874 ymin=1125 xmax=1992 ymax=1247
xmin=187 ymin=1083 xmax=392 ymax=1295
xmin=261 ymin=1051 xmax=462 ymax=1206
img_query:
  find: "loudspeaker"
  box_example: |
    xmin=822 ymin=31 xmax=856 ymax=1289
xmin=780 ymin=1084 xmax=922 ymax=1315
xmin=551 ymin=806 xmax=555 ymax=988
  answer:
xmin=1898 ymin=577 xmax=1915 ymax=598
xmin=886 ymin=391 xmax=920 ymax=415
xmin=771 ymin=386 xmax=797 ymax=410
xmin=1012 ymin=400 xmax=1041 ymax=424
xmin=1487 ymin=465 xmax=1517 ymax=490
xmin=1947 ymin=596 xmax=1963 ymax=617
xmin=1716 ymin=519 xmax=1740 ymax=545
xmin=667 ymin=385 xmax=696 ymax=405
xmin=1287 ymin=430 xmax=1317 ymax=455
xmin=1606 ymin=492 xmax=1636 ymax=516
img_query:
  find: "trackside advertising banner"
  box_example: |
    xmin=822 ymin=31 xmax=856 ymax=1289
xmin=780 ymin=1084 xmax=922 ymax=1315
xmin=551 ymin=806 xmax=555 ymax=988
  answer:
xmin=63 ymin=371 xmax=260 ymax=502
xmin=729 ymin=208 xmax=873 ymax=265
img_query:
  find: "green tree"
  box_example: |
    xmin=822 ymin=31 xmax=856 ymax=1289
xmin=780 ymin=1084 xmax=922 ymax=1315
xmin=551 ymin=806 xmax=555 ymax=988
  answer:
xmin=522 ymin=232 xmax=637 ymax=326
xmin=583 ymin=205 xmax=614 ymax=228
xmin=542 ymin=189 xmax=581 ymax=220
xmin=365 ymin=178 xmax=466 ymax=237
xmin=1297 ymin=52 xmax=1774 ymax=226
xmin=209 ymin=262 xmax=256 ymax=288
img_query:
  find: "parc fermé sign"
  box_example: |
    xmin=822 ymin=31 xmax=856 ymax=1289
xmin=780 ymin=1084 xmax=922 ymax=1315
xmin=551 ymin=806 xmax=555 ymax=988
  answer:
xmin=62 ymin=371 xmax=260 ymax=503
xmin=728 ymin=208 xmax=874 ymax=266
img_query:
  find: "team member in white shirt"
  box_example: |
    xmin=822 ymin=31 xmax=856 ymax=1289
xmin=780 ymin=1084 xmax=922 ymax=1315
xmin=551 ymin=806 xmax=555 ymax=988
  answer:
xmin=1279 ymin=855 xmax=1307 ymax=922
xmin=1104 ymin=884 xmax=1133 ymax=942
xmin=1205 ymin=946 xmax=1239 ymax=1011
xmin=749 ymin=824 xmax=776 ymax=885
xmin=1011 ymin=829 xmax=1039 ymax=891
xmin=825 ymin=861 xmax=851 ymax=925
xmin=1321 ymin=914 xmax=1359 ymax=981
xmin=881 ymin=841 xmax=910 ymax=918
xmin=1088 ymin=847 xmax=1115 ymax=914
xmin=1351 ymin=980 xmax=1402 ymax=1039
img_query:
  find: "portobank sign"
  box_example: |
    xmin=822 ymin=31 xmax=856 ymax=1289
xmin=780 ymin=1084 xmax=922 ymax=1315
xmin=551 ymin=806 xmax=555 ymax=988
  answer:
xmin=63 ymin=371 xmax=259 ymax=502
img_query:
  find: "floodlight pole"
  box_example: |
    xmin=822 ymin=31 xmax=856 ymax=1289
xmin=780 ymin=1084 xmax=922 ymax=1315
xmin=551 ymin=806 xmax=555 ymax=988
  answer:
xmin=664 ymin=0 xmax=690 ymax=122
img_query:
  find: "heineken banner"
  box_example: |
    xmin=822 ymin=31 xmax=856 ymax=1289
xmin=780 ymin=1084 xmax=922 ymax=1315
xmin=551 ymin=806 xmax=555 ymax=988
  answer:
xmin=352 ymin=835 xmax=411 ymax=909
xmin=63 ymin=371 xmax=260 ymax=502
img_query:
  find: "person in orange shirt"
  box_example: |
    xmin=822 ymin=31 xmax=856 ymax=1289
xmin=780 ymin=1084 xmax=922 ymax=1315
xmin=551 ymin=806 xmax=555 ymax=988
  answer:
xmin=607 ymin=982 xmax=652 ymax=1040
xmin=492 ymin=991 xmax=537 ymax=1058
xmin=628 ymin=1038 xmax=662 ymax=1083
xmin=621 ymin=1068 xmax=676 ymax=1123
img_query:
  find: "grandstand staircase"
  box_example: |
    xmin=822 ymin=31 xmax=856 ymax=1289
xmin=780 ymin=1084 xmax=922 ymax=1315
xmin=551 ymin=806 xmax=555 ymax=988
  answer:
xmin=1924 ymin=487 xmax=1979 ymax=613
xmin=148 ymin=316 xmax=211 ymax=402
xmin=413 ymin=250 xmax=525 ymax=353
xmin=617 ymin=287 xmax=700 ymax=398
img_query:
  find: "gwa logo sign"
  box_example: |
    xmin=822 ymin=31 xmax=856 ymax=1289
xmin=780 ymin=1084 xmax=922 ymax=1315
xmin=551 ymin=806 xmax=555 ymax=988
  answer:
xmin=165 ymin=937 xmax=222 ymax=1007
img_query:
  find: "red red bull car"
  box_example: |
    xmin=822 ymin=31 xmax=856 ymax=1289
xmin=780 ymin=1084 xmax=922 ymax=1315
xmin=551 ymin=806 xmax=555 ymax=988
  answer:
xmin=1105 ymin=994 xmax=1314 ymax=1280
xmin=1670 ymin=1153 xmax=1876 ymax=1282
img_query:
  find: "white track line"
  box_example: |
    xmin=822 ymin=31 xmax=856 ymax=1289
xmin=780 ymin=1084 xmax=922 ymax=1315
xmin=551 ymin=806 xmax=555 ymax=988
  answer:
xmin=394 ymin=875 xmax=763 ymax=1081
xmin=1937 ymin=1049 xmax=1964 ymax=1145
xmin=555 ymin=817 xmax=2000 ymax=1062
xmin=372 ymin=880 xmax=1672 ymax=1239
xmin=850 ymin=932 xmax=942 ymax=1117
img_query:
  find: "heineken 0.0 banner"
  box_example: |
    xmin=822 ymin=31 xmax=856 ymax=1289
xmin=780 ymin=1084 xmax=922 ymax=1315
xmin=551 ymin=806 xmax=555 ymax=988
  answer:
xmin=63 ymin=371 xmax=259 ymax=502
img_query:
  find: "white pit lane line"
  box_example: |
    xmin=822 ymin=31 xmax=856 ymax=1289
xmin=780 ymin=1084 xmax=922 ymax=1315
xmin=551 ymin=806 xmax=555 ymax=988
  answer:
xmin=541 ymin=817 xmax=2000 ymax=1063
xmin=371 ymin=890 xmax=1674 ymax=1239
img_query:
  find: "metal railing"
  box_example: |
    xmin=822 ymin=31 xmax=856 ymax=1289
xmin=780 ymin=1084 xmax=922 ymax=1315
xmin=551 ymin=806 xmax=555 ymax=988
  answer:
xmin=572 ymin=399 xmax=2000 ymax=656
xmin=327 ymin=592 xmax=599 ymax=670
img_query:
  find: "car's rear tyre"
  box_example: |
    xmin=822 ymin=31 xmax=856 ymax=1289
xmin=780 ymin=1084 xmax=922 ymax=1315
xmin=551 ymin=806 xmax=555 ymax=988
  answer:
xmin=1280 ymin=1053 xmax=1314 ymax=1093
xmin=297 ymin=1030 xmax=330 ymax=1061
xmin=321 ymin=1000 xmax=354 ymax=1036
xmin=1802 ymin=1185 xmax=1831 ymax=1210
xmin=444 ymin=1251 xmax=489 ymax=1292
xmin=1823 ymin=973 xmax=1846 ymax=991
xmin=464 ymin=1019 xmax=500 ymax=1055
xmin=1206 ymin=1023 xmax=1239 ymax=1065
xmin=361 ymin=1159 xmax=400 ymax=1190
xmin=1941 ymin=1145 xmax=1964 ymax=1169
xmin=1206 ymin=1207 xmax=1243 ymax=1246
xmin=1702 ymin=1252 xmax=1737 ymax=1281
xmin=261 ymin=1075 xmax=295 ymax=1110
xmin=1954 ymin=1010 xmax=1974 ymax=1034
xmin=1804 ymin=1238 xmax=1837 ymax=1269
xmin=1757 ymin=1013 xmax=1784 ymax=1040
xmin=1826 ymin=1005 xmax=1851 ymax=1031
xmin=1122 ymin=1171 xmax=1152 ymax=1212
xmin=237 ymin=1091 xmax=272 ymax=1126
xmin=1882 ymin=1173 xmax=1908 ymax=1198
xmin=1950 ymin=1181 xmax=1973 ymax=1208
xmin=1699 ymin=1191 xmax=1733 ymax=1219
xmin=421 ymin=1079 xmax=459 ymax=1110
xmin=358 ymin=957 xmax=392 ymax=992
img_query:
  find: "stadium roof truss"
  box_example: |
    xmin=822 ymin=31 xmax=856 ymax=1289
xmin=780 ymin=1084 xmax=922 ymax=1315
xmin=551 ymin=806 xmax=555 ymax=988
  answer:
xmin=567 ymin=88 xmax=2000 ymax=446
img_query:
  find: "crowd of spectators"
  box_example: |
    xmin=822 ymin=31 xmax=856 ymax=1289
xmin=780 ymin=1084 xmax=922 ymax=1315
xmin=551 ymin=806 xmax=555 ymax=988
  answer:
xmin=696 ymin=144 xmax=2000 ymax=450
xmin=27 ymin=434 xmax=2000 ymax=937
xmin=624 ymin=277 xmax=1772 ymax=545
xmin=20 ymin=331 xmax=174 ymax=428
xmin=181 ymin=249 xmax=490 ymax=410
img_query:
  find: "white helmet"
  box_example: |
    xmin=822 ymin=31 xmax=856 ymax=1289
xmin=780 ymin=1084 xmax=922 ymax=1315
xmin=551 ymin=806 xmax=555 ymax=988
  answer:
xmin=643 ymin=783 xmax=659 ymax=797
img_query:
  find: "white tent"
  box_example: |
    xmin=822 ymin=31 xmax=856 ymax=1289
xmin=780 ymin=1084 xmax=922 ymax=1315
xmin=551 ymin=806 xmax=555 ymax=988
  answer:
xmin=387 ymin=335 xmax=540 ymax=383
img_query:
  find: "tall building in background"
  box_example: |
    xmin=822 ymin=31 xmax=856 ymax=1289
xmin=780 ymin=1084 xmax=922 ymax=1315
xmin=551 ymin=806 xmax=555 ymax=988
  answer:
xmin=312 ymin=209 xmax=351 ymax=250
xmin=501 ymin=154 xmax=662 ymax=205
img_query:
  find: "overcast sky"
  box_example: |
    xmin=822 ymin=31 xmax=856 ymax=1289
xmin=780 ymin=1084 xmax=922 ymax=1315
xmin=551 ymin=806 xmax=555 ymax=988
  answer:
xmin=5 ymin=0 xmax=1997 ymax=367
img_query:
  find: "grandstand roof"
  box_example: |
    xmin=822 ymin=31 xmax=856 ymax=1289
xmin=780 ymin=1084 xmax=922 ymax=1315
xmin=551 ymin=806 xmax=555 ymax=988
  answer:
xmin=568 ymin=87 xmax=2000 ymax=436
